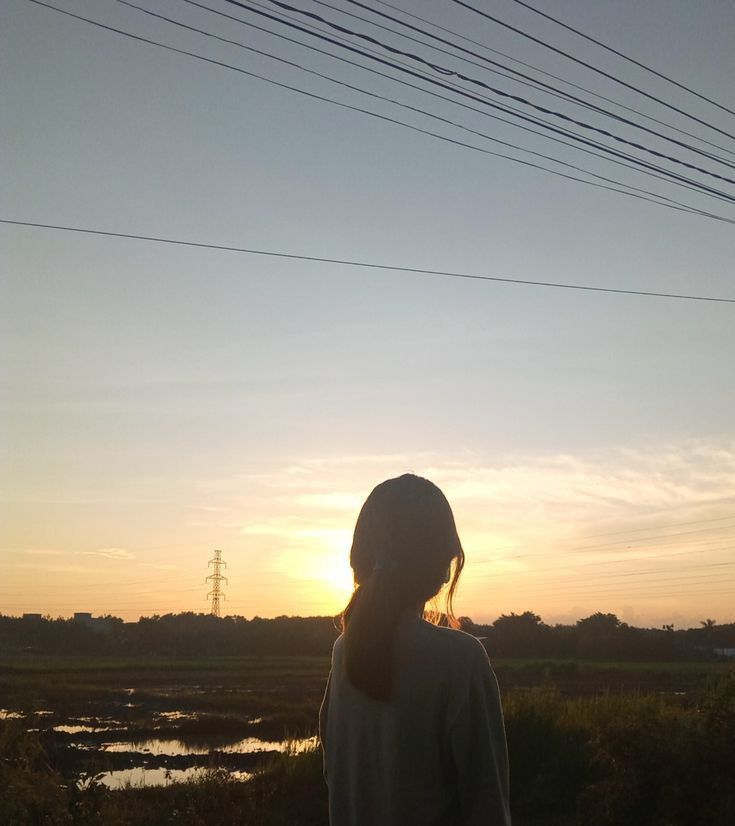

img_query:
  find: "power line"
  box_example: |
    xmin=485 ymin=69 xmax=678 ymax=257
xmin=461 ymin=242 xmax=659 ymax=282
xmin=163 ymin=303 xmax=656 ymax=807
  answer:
xmin=452 ymin=0 xmax=735 ymax=142
xmin=479 ymin=560 xmax=735 ymax=588
xmin=513 ymin=586 xmax=735 ymax=601
xmin=369 ymin=0 xmax=735 ymax=161
xmin=30 ymin=0 xmax=735 ymax=217
xmin=475 ymin=532 xmax=735 ymax=563
xmin=222 ymin=0 xmax=735 ymax=205
xmin=506 ymin=570 xmax=735 ymax=596
xmin=194 ymin=2 xmax=735 ymax=212
xmin=509 ymin=0 xmax=735 ymax=118
xmin=473 ymin=528 xmax=735 ymax=565
xmin=471 ymin=541 xmax=735 ymax=579
xmin=541 ymin=523 xmax=735 ymax=556
xmin=253 ymin=0 xmax=735 ymax=186
xmin=546 ymin=514 xmax=735 ymax=543
xmin=125 ymin=0 xmax=732 ymax=215
xmin=330 ymin=0 xmax=735 ymax=169
xmin=227 ymin=0 xmax=735 ymax=205
xmin=4 ymin=218 xmax=735 ymax=304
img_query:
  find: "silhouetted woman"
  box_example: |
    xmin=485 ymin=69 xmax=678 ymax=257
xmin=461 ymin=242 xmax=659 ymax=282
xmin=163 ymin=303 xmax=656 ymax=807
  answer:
xmin=319 ymin=473 xmax=511 ymax=825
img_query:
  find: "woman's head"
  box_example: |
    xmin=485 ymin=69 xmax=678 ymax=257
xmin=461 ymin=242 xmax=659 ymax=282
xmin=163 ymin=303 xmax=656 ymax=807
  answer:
xmin=340 ymin=473 xmax=465 ymax=700
xmin=350 ymin=473 xmax=464 ymax=610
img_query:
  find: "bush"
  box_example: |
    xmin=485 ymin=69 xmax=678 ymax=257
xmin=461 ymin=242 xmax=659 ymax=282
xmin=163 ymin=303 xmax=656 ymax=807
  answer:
xmin=0 ymin=721 xmax=71 ymax=826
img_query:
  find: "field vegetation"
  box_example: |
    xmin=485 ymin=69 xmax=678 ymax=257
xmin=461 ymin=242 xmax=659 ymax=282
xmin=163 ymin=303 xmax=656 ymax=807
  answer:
xmin=1 ymin=651 xmax=734 ymax=825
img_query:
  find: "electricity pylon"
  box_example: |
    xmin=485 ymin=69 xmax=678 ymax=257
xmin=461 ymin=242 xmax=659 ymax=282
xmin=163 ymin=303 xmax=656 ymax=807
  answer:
xmin=205 ymin=549 xmax=227 ymax=617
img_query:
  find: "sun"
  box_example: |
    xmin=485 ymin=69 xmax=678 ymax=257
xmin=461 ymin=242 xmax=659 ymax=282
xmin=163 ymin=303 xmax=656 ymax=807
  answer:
xmin=315 ymin=529 xmax=355 ymax=601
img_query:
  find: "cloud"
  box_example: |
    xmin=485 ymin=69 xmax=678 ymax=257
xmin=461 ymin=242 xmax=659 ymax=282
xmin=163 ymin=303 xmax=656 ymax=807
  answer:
xmin=138 ymin=562 xmax=186 ymax=571
xmin=236 ymin=439 xmax=735 ymax=525
xmin=82 ymin=548 xmax=135 ymax=560
xmin=229 ymin=438 xmax=735 ymax=573
xmin=16 ymin=548 xmax=137 ymax=561
xmin=292 ymin=492 xmax=365 ymax=512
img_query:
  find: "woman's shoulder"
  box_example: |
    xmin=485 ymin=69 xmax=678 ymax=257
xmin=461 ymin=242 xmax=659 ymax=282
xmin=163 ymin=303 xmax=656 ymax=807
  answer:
xmin=413 ymin=619 xmax=490 ymax=664
xmin=330 ymin=620 xmax=489 ymax=668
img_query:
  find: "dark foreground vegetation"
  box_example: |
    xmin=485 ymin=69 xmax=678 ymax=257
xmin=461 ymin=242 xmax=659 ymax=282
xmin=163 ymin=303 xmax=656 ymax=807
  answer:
xmin=1 ymin=654 xmax=734 ymax=825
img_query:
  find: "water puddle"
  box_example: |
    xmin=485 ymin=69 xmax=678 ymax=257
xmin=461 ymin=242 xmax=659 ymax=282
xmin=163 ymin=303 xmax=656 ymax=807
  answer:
xmin=0 ymin=709 xmax=24 ymax=720
xmin=94 ymin=766 xmax=254 ymax=789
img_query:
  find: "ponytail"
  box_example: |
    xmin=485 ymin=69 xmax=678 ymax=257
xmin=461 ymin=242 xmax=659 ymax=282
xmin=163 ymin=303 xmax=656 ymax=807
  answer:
xmin=341 ymin=566 xmax=412 ymax=701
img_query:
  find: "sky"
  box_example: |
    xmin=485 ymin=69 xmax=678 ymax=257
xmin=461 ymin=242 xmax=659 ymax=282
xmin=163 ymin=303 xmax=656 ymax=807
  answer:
xmin=2 ymin=0 xmax=734 ymax=629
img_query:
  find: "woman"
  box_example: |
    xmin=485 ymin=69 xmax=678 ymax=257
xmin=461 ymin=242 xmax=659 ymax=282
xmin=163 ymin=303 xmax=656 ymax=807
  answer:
xmin=319 ymin=473 xmax=511 ymax=825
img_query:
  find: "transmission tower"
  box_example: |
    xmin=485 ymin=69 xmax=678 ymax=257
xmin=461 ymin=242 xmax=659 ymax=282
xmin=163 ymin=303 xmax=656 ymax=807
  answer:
xmin=205 ymin=549 xmax=227 ymax=617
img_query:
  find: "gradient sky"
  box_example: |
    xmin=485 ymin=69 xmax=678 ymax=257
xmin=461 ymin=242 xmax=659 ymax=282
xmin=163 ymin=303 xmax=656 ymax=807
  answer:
xmin=2 ymin=0 xmax=734 ymax=628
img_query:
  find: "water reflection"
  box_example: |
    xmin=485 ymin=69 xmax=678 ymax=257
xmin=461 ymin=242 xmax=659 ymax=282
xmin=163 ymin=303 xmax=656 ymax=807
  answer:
xmin=154 ymin=711 xmax=198 ymax=722
xmin=96 ymin=766 xmax=254 ymax=789
xmin=101 ymin=735 xmax=318 ymax=756
xmin=54 ymin=724 xmax=122 ymax=734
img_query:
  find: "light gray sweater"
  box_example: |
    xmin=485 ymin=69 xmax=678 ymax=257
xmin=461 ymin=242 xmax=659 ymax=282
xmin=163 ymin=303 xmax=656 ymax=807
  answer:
xmin=319 ymin=614 xmax=511 ymax=825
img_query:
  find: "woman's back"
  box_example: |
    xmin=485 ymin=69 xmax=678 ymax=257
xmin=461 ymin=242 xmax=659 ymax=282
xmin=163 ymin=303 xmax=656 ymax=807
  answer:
xmin=319 ymin=612 xmax=511 ymax=826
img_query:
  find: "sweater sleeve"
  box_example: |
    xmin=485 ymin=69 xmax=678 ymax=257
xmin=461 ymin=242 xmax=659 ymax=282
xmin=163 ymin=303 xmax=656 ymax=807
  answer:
xmin=448 ymin=642 xmax=511 ymax=825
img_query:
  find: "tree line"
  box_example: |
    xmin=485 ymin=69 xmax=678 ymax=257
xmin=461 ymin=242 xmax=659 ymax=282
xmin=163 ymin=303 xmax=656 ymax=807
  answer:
xmin=0 ymin=610 xmax=733 ymax=660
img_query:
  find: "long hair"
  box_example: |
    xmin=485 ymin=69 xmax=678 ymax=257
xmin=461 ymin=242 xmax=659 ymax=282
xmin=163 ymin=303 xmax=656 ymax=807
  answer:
xmin=339 ymin=473 xmax=465 ymax=701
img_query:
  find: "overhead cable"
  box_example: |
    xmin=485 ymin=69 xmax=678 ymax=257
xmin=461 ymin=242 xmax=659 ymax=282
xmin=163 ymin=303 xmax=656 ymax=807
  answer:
xmin=549 ymin=514 xmax=735 ymax=543
xmin=369 ymin=0 xmax=735 ymax=161
xmin=452 ymin=0 xmax=735 ymax=141
xmin=29 ymin=1 xmax=734 ymax=219
xmin=253 ymin=0 xmax=735 ymax=184
xmin=510 ymin=0 xmax=735 ymax=117
xmin=3 ymin=219 xmax=735 ymax=304
xmin=121 ymin=0 xmax=729 ymax=214
xmin=473 ymin=542 xmax=735 ymax=579
xmin=179 ymin=0 xmax=735 ymax=207
xmin=330 ymin=0 xmax=735 ymax=169
xmin=214 ymin=1 xmax=735 ymax=204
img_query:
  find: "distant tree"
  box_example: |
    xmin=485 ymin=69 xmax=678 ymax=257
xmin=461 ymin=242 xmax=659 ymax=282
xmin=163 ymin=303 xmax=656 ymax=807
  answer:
xmin=701 ymin=618 xmax=717 ymax=648
xmin=577 ymin=612 xmax=624 ymax=631
xmin=576 ymin=613 xmax=629 ymax=660
xmin=492 ymin=611 xmax=549 ymax=657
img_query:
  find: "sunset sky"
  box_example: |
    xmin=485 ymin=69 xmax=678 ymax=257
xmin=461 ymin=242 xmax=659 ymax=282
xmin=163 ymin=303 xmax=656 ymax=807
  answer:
xmin=2 ymin=0 xmax=734 ymax=628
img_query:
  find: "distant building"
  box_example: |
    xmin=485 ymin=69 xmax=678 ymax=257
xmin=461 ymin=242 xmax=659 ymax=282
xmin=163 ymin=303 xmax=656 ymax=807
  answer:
xmin=714 ymin=647 xmax=735 ymax=658
xmin=22 ymin=613 xmax=43 ymax=621
xmin=73 ymin=612 xmax=113 ymax=633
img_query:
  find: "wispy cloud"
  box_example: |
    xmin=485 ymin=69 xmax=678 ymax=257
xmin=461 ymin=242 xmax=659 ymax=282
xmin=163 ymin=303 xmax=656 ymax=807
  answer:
xmin=17 ymin=547 xmax=136 ymax=561
xmin=81 ymin=548 xmax=135 ymax=560
xmin=234 ymin=439 xmax=735 ymax=531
